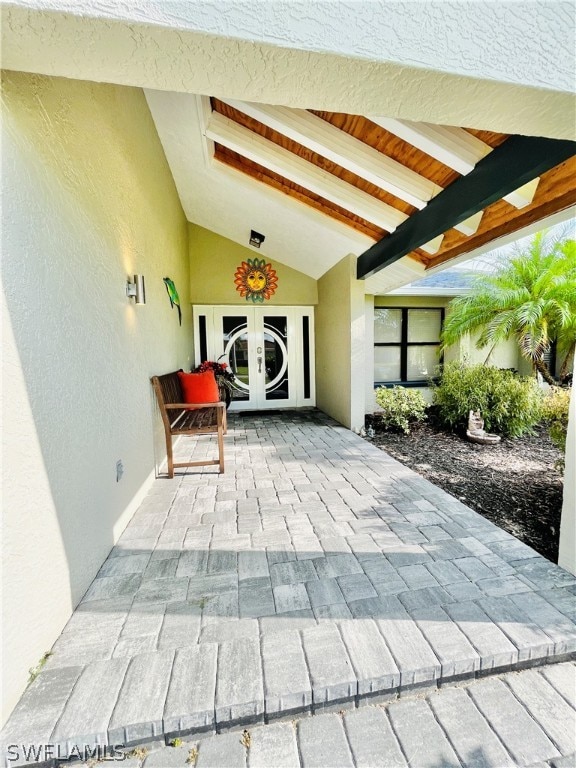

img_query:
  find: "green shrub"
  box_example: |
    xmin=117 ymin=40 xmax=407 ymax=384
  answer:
xmin=541 ymin=386 xmax=571 ymax=455
xmin=432 ymin=362 xmax=542 ymax=437
xmin=374 ymin=386 xmax=427 ymax=434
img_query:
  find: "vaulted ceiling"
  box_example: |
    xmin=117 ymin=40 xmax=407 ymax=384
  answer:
xmin=146 ymin=90 xmax=575 ymax=293
xmin=208 ymin=98 xmax=576 ymax=275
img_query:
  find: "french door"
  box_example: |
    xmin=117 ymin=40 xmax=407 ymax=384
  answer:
xmin=193 ymin=306 xmax=315 ymax=410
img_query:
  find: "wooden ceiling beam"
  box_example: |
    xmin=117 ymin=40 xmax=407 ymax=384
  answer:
xmin=223 ymin=100 xmax=479 ymax=237
xmin=205 ymin=111 xmax=406 ymax=231
xmin=214 ymin=144 xmax=385 ymax=241
xmin=221 ymin=99 xmax=441 ymax=209
xmin=369 ymin=115 xmax=541 ymax=209
xmin=416 ymin=157 xmax=576 ymax=268
xmin=206 ymin=110 xmax=445 ymax=253
xmin=357 ymin=135 xmax=576 ymax=280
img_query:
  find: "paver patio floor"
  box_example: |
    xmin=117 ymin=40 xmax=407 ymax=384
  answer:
xmin=2 ymin=411 xmax=576 ymax=766
xmin=70 ymin=660 xmax=576 ymax=767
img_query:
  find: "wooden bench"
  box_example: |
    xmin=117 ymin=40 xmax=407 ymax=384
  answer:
xmin=151 ymin=370 xmax=226 ymax=478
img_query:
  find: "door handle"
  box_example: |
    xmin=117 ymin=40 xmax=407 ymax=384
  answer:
xmin=257 ymin=356 xmax=262 ymax=373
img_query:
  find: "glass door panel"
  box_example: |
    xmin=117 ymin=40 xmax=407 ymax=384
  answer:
xmin=209 ymin=309 xmax=258 ymax=409
xmin=222 ymin=315 xmax=251 ymax=404
xmin=263 ymin=315 xmax=289 ymax=401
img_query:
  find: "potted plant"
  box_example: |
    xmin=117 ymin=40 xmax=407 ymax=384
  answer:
xmin=193 ymin=360 xmax=235 ymax=408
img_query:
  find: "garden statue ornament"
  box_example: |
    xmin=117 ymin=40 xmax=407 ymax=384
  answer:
xmin=466 ymin=410 xmax=501 ymax=445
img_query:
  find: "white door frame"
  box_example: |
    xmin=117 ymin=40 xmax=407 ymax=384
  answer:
xmin=193 ymin=305 xmax=315 ymax=411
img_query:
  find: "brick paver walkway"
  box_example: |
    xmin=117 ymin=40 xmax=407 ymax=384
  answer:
xmin=92 ymin=661 xmax=576 ymax=768
xmin=2 ymin=411 xmax=575 ymax=767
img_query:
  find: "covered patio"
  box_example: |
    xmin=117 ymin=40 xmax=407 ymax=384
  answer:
xmin=2 ymin=2 xmax=576 ymax=760
xmin=2 ymin=412 xmax=574 ymax=763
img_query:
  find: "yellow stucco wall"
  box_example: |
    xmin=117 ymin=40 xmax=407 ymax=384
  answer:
xmin=375 ymin=296 xmax=451 ymax=309
xmin=316 ymin=254 xmax=365 ymax=429
xmin=466 ymin=333 xmax=519 ymax=369
xmin=316 ymin=257 xmax=352 ymax=427
xmin=189 ymin=224 xmax=318 ymax=306
xmin=1 ymin=72 xmax=191 ymax=724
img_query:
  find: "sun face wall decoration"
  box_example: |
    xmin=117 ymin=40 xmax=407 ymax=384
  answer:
xmin=234 ymin=258 xmax=278 ymax=303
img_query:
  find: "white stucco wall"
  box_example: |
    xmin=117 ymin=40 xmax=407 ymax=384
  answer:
xmin=1 ymin=72 xmax=191 ymax=724
xmin=1 ymin=2 xmax=574 ymax=139
xmin=558 ymin=365 xmax=576 ymax=575
xmin=9 ymin=0 xmax=574 ymax=92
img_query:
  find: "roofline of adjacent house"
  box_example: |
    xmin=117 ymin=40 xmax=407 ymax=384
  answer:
xmin=384 ymin=286 xmax=471 ymax=296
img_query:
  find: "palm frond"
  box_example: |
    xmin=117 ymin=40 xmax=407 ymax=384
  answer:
xmin=441 ymin=230 xmax=576 ymax=376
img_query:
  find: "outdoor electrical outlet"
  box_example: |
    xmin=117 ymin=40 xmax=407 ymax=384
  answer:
xmin=116 ymin=460 xmax=124 ymax=482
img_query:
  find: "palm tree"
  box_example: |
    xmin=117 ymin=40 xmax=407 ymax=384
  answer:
xmin=440 ymin=231 xmax=576 ymax=386
xmin=557 ymin=314 xmax=576 ymax=382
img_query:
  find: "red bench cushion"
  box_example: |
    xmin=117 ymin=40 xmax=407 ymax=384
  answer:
xmin=177 ymin=370 xmax=220 ymax=404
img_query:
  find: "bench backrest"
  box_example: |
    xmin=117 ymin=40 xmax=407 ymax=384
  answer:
xmin=151 ymin=370 xmax=225 ymax=434
xmin=153 ymin=370 xmax=184 ymax=408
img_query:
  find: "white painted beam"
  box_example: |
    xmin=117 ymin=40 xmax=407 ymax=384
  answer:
xmin=205 ymin=111 xmax=409 ymax=233
xmin=420 ymin=235 xmax=444 ymax=255
xmin=368 ymin=115 xmax=540 ymax=210
xmin=503 ymin=178 xmax=540 ymax=208
xmin=223 ymin=101 xmax=480 ymax=239
xmin=364 ymin=255 xmax=427 ymax=295
xmin=224 ymin=100 xmax=482 ymax=237
xmin=369 ymin=116 xmax=490 ymax=173
xmin=221 ymin=99 xmax=441 ymax=209
xmin=207 ymin=110 xmax=446 ymax=255
xmin=455 ymin=211 xmax=484 ymax=236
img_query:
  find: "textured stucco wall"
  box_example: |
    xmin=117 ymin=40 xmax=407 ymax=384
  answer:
xmin=2 ymin=1 xmax=574 ymax=138
xmin=1 ymin=72 xmax=191 ymax=724
xmin=189 ymin=225 xmax=318 ymax=306
xmin=364 ymin=295 xmax=376 ymax=414
xmin=9 ymin=0 xmax=575 ymax=91
xmin=558 ymin=363 xmax=576 ymax=575
xmin=316 ymin=254 xmax=365 ymax=429
xmin=465 ymin=334 xmax=519 ymax=370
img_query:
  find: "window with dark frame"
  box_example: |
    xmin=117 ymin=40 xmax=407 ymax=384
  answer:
xmin=374 ymin=307 xmax=444 ymax=386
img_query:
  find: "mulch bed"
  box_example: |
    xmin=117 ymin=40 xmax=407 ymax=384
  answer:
xmin=365 ymin=418 xmax=564 ymax=563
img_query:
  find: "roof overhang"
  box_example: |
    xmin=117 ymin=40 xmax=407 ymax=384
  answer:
xmin=3 ymin=2 xmax=575 ymax=294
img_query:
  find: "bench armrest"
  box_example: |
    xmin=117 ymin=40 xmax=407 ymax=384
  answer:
xmin=165 ymin=402 xmax=226 ymax=410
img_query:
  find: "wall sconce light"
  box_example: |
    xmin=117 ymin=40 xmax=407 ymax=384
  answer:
xmin=126 ymin=274 xmax=146 ymax=304
xmin=249 ymin=230 xmax=265 ymax=248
